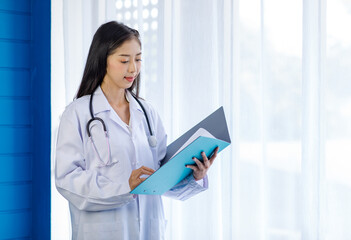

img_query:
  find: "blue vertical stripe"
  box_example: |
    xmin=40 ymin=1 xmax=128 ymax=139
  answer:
xmin=31 ymin=0 xmax=51 ymax=239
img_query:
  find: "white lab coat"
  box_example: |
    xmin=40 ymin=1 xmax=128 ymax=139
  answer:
xmin=55 ymin=87 xmax=208 ymax=240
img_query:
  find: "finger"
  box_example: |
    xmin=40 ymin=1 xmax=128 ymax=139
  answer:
xmin=209 ymin=147 xmax=219 ymax=165
xmin=138 ymin=166 xmax=155 ymax=175
xmin=192 ymin=157 xmax=205 ymax=171
xmin=185 ymin=164 xmax=198 ymax=171
xmin=202 ymin=151 xmax=210 ymax=168
xmin=140 ymin=166 xmax=155 ymax=173
xmin=135 ymin=168 xmax=154 ymax=178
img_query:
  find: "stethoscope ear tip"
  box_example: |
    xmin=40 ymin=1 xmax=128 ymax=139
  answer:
xmin=148 ymin=135 xmax=157 ymax=148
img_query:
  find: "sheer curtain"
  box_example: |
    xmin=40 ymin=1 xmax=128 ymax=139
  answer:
xmin=51 ymin=0 xmax=351 ymax=239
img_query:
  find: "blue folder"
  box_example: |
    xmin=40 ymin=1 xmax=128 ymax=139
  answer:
xmin=130 ymin=107 xmax=231 ymax=195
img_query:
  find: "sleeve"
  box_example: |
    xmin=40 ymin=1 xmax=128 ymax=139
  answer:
xmin=55 ymin=110 xmax=134 ymax=212
xmin=163 ymin=174 xmax=208 ymax=201
xmin=151 ymin=107 xmax=209 ymax=201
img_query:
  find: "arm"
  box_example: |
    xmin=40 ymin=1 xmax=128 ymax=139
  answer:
xmin=55 ymin=111 xmax=134 ymax=211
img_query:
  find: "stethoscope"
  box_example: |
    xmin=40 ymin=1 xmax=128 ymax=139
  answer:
xmin=86 ymin=91 xmax=157 ymax=167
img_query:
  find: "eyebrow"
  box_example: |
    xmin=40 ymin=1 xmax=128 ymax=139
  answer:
xmin=118 ymin=52 xmax=142 ymax=57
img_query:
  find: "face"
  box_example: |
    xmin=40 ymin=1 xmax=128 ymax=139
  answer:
xmin=102 ymin=38 xmax=142 ymax=91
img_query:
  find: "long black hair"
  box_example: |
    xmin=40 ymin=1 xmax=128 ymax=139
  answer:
xmin=75 ymin=21 xmax=141 ymax=99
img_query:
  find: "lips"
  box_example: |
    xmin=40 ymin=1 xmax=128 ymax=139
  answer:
xmin=124 ymin=77 xmax=135 ymax=83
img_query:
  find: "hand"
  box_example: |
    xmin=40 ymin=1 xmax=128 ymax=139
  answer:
xmin=186 ymin=147 xmax=219 ymax=181
xmin=129 ymin=166 xmax=155 ymax=190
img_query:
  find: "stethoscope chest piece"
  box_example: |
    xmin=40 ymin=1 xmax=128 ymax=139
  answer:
xmin=148 ymin=135 xmax=157 ymax=148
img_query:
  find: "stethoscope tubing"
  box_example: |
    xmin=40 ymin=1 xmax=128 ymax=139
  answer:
xmin=87 ymin=91 xmax=156 ymax=153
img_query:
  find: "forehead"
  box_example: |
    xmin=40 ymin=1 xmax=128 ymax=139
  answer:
xmin=113 ymin=38 xmax=141 ymax=55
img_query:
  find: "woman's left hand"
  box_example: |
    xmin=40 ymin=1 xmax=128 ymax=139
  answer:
xmin=186 ymin=147 xmax=219 ymax=181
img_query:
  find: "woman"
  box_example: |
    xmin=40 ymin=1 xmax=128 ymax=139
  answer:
xmin=55 ymin=21 xmax=218 ymax=240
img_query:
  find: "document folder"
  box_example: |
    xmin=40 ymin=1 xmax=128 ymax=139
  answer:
xmin=130 ymin=107 xmax=231 ymax=195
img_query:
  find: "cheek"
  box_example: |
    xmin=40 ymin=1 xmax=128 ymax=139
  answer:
xmin=116 ymin=64 xmax=127 ymax=73
xmin=107 ymin=62 xmax=126 ymax=74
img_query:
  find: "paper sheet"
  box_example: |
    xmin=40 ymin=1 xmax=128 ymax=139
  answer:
xmin=170 ymin=128 xmax=216 ymax=159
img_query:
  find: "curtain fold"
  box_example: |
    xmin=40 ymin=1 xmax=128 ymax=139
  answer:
xmin=51 ymin=0 xmax=351 ymax=239
xmin=302 ymin=0 xmax=326 ymax=239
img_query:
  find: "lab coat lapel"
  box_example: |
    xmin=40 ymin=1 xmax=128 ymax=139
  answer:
xmin=126 ymin=91 xmax=144 ymax=132
xmin=108 ymin=108 xmax=130 ymax=132
xmin=93 ymin=87 xmax=129 ymax=133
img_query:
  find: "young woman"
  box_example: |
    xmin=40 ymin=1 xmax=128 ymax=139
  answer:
xmin=55 ymin=21 xmax=218 ymax=240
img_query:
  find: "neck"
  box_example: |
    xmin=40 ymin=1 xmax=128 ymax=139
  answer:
xmin=100 ymin=81 xmax=128 ymax=107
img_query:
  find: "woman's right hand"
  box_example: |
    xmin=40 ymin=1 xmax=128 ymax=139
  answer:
xmin=129 ymin=166 xmax=155 ymax=191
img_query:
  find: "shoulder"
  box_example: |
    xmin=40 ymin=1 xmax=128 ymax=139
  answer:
xmin=61 ymin=95 xmax=90 ymax=121
xmin=137 ymin=97 xmax=159 ymax=121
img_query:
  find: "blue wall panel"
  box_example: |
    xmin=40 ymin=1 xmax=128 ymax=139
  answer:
xmin=0 ymin=99 xmax=31 ymax=125
xmin=0 ymin=0 xmax=31 ymax=13
xmin=0 ymin=42 xmax=30 ymax=68
xmin=0 ymin=127 xmax=31 ymax=154
xmin=0 ymin=184 xmax=31 ymax=211
xmin=0 ymin=155 xmax=32 ymax=182
xmin=0 ymin=211 xmax=31 ymax=238
xmin=0 ymin=69 xmax=30 ymax=97
xmin=0 ymin=12 xmax=31 ymax=40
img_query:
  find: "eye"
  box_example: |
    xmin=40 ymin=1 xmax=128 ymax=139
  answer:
xmin=136 ymin=59 xmax=142 ymax=62
xmin=121 ymin=61 xmax=129 ymax=64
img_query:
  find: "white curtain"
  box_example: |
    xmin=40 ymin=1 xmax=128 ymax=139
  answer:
xmin=51 ymin=0 xmax=351 ymax=239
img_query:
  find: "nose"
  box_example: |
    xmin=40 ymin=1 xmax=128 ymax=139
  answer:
xmin=128 ymin=60 xmax=137 ymax=73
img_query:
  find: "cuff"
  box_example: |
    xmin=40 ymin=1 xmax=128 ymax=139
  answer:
xmin=196 ymin=175 xmax=208 ymax=188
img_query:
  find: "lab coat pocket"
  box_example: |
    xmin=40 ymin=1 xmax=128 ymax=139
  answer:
xmin=83 ymin=222 xmax=123 ymax=240
xmin=150 ymin=218 xmax=168 ymax=240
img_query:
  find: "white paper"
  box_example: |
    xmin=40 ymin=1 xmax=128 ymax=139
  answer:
xmin=170 ymin=128 xmax=216 ymax=159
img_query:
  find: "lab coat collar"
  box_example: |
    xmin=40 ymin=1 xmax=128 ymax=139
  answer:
xmin=91 ymin=86 xmax=111 ymax=115
xmin=92 ymin=87 xmax=144 ymax=114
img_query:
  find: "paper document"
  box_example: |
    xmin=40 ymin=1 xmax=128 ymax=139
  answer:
xmin=170 ymin=128 xmax=216 ymax=159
